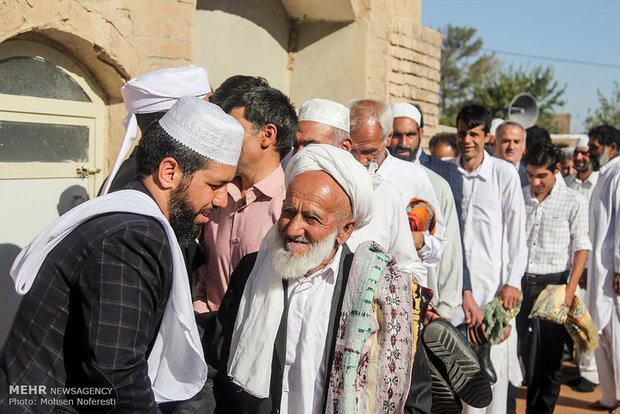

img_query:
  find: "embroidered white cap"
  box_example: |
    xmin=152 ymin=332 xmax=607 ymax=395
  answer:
xmin=160 ymin=96 xmax=244 ymax=166
xmin=391 ymin=102 xmax=421 ymax=126
xmin=298 ymin=98 xmax=350 ymax=133
xmin=576 ymin=134 xmax=589 ymax=148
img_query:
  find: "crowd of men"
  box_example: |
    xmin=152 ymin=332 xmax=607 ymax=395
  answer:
xmin=0 ymin=65 xmax=619 ymax=414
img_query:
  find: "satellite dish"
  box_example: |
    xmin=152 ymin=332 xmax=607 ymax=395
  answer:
xmin=506 ymin=93 xmax=538 ymax=128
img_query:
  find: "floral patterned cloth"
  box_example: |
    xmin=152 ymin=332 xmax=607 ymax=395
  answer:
xmin=326 ymin=241 xmax=421 ymax=414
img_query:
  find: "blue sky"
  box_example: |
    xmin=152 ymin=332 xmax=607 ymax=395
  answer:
xmin=422 ymin=0 xmax=620 ymax=133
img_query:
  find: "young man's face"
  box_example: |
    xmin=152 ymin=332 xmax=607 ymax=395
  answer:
xmin=526 ymin=163 xmax=558 ymax=198
xmin=456 ymin=121 xmax=488 ymax=165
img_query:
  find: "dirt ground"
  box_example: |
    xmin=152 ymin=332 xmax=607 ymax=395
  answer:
xmin=515 ymin=362 xmax=605 ymax=413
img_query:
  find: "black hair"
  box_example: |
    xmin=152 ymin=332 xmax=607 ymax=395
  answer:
xmin=222 ymin=86 xmax=298 ymax=159
xmin=210 ymin=75 xmax=270 ymax=108
xmin=588 ymin=124 xmax=620 ymax=148
xmin=135 ymin=111 xmax=167 ymax=133
xmin=429 ymin=133 xmax=459 ymax=155
xmin=135 ymin=122 xmax=209 ymax=179
xmin=522 ymin=141 xmax=559 ymax=172
xmin=456 ymin=104 xmax=491 ymax=134
xmin=525 ymin=126 xmax=551 ymax=149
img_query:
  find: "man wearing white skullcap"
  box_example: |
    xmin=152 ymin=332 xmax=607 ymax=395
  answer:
xmin=565 ymin=133 xmax=601 ymax=393
xmin=293 ymin=98 xmax=426 ymax=284
xmin=390 ymin=102 xmax=464 ymax=321
xmin=1 ymin=97 xmax=244 ymax=411
xmin=212 ymin=144 xmax=427 ymax=413
xmin=100 ymin=65 xmax=211 ymax=195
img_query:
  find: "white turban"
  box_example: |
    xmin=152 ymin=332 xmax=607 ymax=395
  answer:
xmin=285 ymin=144 xmax=374 ymax=229
xmin=298 ymin=98 xmax=350 ymax=133
xmin=101 ymin=65 xmax=211 ymax=195
xmin=391 ymin=102 xmax=421 ymax=125
xmin=576 ymin=134 xmax=589 ymax=148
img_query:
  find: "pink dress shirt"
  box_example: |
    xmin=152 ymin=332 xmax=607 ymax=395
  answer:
xmin=193 ymin=165 xmax=285 ymax=312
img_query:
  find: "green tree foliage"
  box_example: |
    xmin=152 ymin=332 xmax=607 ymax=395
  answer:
xmin=470 ymin=64 xmax=567 ymax=132
xmin=439 ymin=24 xmax=499 ymax=125
xmin=438 ymin=24 xmax=567 ymax=132
xmin=585 ymin=82 xmax=620 ymax=130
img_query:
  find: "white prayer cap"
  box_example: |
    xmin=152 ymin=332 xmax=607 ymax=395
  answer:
xmin=298 ymin=98 xmax=350 ymax=133
xmin=121 ymin=65 xmax=211 ymax=114
xmin=391 ymin=102 xmax=421 ymax=126
xmin=160 ymin=96 xmax=244 ymax=166
xmin=101 ymin=66 xmax=211 ymax=195
xmin=490 ymin=118 xmax=504 ymax=136
xmin=576 ymin=134 xmax=589 ymax=148
xmin=285 ymin=144 xmax=374 ymax=229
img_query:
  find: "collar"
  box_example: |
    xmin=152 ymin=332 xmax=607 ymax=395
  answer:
xmin=454 ymin=150 xmax=492 ymax=180
xmin=227 ymin=165 xmax=285 ymax=202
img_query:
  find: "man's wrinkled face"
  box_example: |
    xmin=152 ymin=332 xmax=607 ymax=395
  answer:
xmin=495 ymin=125 xmax=525 ymax=166
xmin=169 ymin=163 xmax=234 ymax=247
xmin=294 ymin=121 xmax=336 ymax=154
xmin=457 ymin=121 xmax=488 ymax=165
xmin=588 ymin=137 xmax=615 ymax=171
xmin=273 ymin=171 xmax=351 ymax=278
xmin=389 ymin=117 xmax=420 ymax=162
xmin=572 ymin=147 xmax=590 ymax=174
xmin=526 ymin=163 xmax=558 ymax=198
xmin=350 ymin=123 xmax=386 ymax=167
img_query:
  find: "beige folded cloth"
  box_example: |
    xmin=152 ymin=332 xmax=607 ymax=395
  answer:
xmin=529 ymin=284 xmax=599 ymax=354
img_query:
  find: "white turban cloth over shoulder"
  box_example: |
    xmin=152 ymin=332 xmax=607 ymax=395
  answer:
xmin=285 ymin=144 xmax=375 ymax=229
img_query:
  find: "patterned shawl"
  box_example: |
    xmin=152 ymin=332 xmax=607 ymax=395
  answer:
xmin=529 ymin=284 xmax=599 ymax=354
xmin=326 ymin=241 xmax=420 ymax=414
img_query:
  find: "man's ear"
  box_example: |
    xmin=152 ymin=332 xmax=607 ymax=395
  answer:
xmin=339 ymin=137 xmax=353 ymax=152
xmin=261 ymin=123 xmax=278 ymax=150
xmin=553 ymin=162 xmax=562 ymax=175
xmin=484 ymin=132 xmax=491 ymax=144
xmin=336 ymin=218 xmax=356 ymax=245
xmin=609 ymin=142 xmax=618 ymax=158
xmin=419 ymin=127 xmax=424 ymax=139
xmin=157 ymin=157 xmax=182 ymax=189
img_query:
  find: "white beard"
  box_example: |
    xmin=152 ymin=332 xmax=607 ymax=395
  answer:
xmin=271 ymin=230 xmax=338 ymax=280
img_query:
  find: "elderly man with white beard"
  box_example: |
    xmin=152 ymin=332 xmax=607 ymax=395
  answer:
xmin=211 ymin=144 xmax=431 ymax=414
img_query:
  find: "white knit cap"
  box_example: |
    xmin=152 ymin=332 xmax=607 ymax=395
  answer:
xmin=576 ymin=134 xmax=589 ymax=148
xmin=298 ymin=98 xmax=350 ymax=133
xmin=490 ymin=118 xmax=504 ymax=136
xmin=101 ymin=66 xmax=211 ymax=195
xmin=160 ymin=96 xmax=244 ymax=166
xmin=391 ymin=102 xmax=421 ymax=125
xmin=285 ymin=144 xmax=374 ymax=229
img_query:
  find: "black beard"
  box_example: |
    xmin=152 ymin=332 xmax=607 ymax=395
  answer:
xmin=390 ymin=144 xmax=419 ymax=162
xmin=169 ymin=180 xmax=201 ymax=248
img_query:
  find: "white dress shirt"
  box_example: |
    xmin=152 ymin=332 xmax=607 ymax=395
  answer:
xmin=523 ymin=178 xmax=591 ymax=275
xmin=586 ymin=156 xmax=620 ymax=330
xmin=376 ymin=151 xmax=447 ymax=266
xmin=565 ymin=171 xmax=600 ymax=201
xmin=281 ymin=247 xmax=342 ymax=414
xmin=347 ymin=178 xmax=428 ymax=285
xmin=450 ymin=152 xmax=527 ymax=314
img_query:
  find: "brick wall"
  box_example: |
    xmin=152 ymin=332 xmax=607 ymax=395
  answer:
xmin=387 ymin=16 xmax=441 ymax=136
